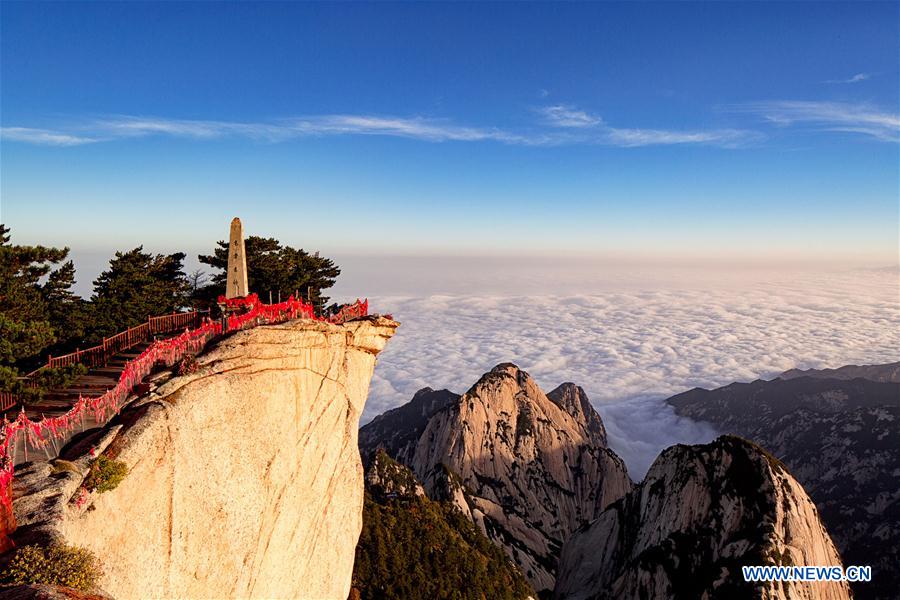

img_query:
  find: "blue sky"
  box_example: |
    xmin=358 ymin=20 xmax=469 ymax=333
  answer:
xmin=1 ymin=1 xmax=898 ymax=279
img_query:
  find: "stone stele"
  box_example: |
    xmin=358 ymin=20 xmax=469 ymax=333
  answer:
xmin=226 ymin=217 xmax=249 ymax=299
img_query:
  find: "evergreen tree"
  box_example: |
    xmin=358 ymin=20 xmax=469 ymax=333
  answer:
xmin=197 ymin=236 xmax=340 ymax=309
xmin=88 ymin=247 xmax=189 ymax=339
xmin=0 ymin=224 xmax=71 ymax=380
xmin=41 ymin=260 xmax=89 ymax=355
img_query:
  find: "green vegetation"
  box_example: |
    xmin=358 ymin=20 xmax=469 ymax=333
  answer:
xmin=0 ymin=364 xmax=87 ymax=403
xmin=0 ymin=543 xmax=103 ymax=591
xmin=88 ymin=247 xmax=191 ymax=340
xmin=0 ymin=225 xmax=342 ymax=398
xmin=352 ymin=454 xmax=533 ymax=600
xmin=84 ymin=455 xmax=128 ymax=493
xmin=198 ymin=236 xmax=340 ymax=309
xmin=0 ymin=224 xmax=86 ymax=377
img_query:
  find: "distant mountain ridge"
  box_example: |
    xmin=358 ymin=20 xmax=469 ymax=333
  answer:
xmin=779 ymin=361 xmax=900 ymax=383
xmin=359 ymin=387 xmax=460 ymax=466
xmin=668 ymin=363 xmax=900 ymax=600
xmin=359 ymin=362 xmax=863 ymax=599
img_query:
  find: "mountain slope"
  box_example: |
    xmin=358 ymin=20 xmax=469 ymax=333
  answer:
xmin=668 ymin=372 xmax=899 ymax=600
xmin=555 ymin=436 xmax=852 ymax=600
xmin=365 ymin=363 xmax=633 ymax=593
xmin=359 ymin=387 xmax=460 ymax=465
xmin=351 ymin=450 xmax=534 ymax=600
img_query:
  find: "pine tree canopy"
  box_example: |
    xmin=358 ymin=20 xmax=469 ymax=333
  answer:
xmin=198 ymin=236 xmax=340 ymax=307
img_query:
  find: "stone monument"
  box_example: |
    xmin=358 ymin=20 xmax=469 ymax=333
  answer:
xmin=226 ymin=217 xmax=249 ymax=299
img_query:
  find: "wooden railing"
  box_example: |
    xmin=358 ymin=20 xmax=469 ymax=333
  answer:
xmin=0 ymin=393 xmax=17 ymax=412
xmin=0 ymin=310 xmax=211 ymax=414
xmin=42 ymin=310 xmax=207 ymax=372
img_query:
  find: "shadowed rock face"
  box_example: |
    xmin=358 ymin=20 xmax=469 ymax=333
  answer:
xmin=7 ymin=317 xmax=397 ymax=600
xmin=359 ymin=387 xmax=460 ymax=466
xmin=668 ymin=372 xmax=900 ymax=600
xmin=367 ymin=363 xmax=633 ymax=593
xmin=555 ymin=436 xmax=852 ymax=600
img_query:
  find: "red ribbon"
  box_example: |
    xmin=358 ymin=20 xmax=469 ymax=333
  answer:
xmin=0 ymin=294 xmax=369 ymax=508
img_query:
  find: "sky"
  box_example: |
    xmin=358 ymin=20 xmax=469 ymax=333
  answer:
xmin=1 ymin=2 xmax=898 ymax=477
xmin=1 ymin=1 xmax=898 ymax=277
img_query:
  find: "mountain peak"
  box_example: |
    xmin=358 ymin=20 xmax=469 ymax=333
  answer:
xmin=547 ymin=382 xmax=608 ymax=447
xmin=380 ymin=365 xmax=634 ymax=592
xmin=556 ymin=434 xmax=851 ymax=600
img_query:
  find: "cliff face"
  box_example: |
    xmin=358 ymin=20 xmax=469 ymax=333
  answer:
xmin=390 ymin=364 xmax=633 ymax=592
xmin=9 ymin=316 xmax=397 ymax=600
xmin=555 ymin=436 xmax=851 ymax=600
xmin=668 ymin=372 xmax=899 ymax=600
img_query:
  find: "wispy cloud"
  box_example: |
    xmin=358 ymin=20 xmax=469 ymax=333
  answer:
xmin=825 ymin=72 xmax=871 ymax=84
xmin=1 ymin=110 xmax=760 ymax=149
xmin=0 ymin=127 xmax=99 ymax=146
xmin=734 ymin=100 xmax=899 ymax=142
xmin=540 ymin=104 xmax=603 ymax=128
xmin=606 ymin=127 xmax=760 ymax=148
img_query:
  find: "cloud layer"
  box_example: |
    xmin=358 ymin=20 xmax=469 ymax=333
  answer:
xmin=0 ymin=111 xmax=760 ymax=149
xmin=360 ymin=268 xmax=899 ymax=478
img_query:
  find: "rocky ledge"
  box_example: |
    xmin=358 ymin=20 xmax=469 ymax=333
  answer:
xmin=3 ymin=316 xmax=397 ymax=600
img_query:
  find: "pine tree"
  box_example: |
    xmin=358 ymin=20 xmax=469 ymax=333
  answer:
xmin=88 ymin=247 xmax=190 ymax=339
xmin=0 ymin=224 xmax=71 ymax=379
xmin=197 ymin=236 xmax=340 ymax=308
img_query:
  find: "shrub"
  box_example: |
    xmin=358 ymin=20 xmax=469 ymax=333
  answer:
xmin=0 ymin=543 xmax=103 ymax=591
xmin=83 ymin=455 xmax=128 ymax=493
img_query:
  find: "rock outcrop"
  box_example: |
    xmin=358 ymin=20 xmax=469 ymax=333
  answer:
xmin=555 ymin=436 xmax=852 ymax=600
xmin=668 ymin=371 xmax=899 ymax=600
xmin=362 ymin=364 xmax=633 ymax=592
xmin=6 ymin=316 xmax=397 ymax=599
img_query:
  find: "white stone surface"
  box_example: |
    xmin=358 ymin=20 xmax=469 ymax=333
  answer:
xmin=50 ymin=317 xmax=396 ymax=599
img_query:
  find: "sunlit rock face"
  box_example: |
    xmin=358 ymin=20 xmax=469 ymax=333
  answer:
xmin=10 ymin=317 xmax=397 ymax=600
xmin=555 ymin=436 xmax=852 ymax=600
xmin=364 ymin=363 xmax=633 ymax=593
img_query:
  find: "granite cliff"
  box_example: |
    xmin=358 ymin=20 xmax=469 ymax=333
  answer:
xmin=555 ymin=436 xmax=852 ymax=600
xmin=360 ymin=364 xmax=633 ymax=593
xmin=5 ymin=316 xmax=397 ymax=599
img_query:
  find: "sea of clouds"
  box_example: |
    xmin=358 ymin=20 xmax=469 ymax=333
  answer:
xmin=338 ymin=262 xmax=899 ymax=479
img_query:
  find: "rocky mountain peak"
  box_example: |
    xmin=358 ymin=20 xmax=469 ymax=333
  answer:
xmin=368 ymin=362 xmax=633 ymax=593
xmin=555 ymin=435 xmax=851 ymax=600
xmin=547 ymin=382 xmax=608 ymax=447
